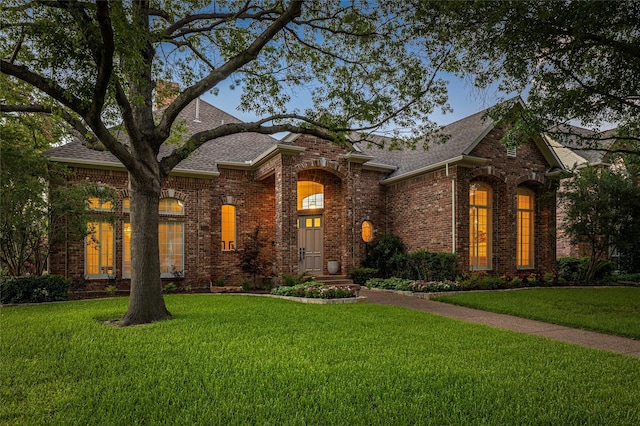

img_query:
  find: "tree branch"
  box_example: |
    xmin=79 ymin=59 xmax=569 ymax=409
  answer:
xmin=157 ymin=1 xmax=303 ymax=138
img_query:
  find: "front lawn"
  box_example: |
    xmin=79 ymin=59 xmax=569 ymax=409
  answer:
xmin=434 ymin=287 xmax=640 ymax=339
xmin=1 ymin=295 xmax=639 ymax=425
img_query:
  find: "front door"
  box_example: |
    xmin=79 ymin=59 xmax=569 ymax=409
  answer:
xmin=298 ymin=216 xmax=323 ymax=274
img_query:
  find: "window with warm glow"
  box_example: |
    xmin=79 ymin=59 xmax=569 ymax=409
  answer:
xmin=87 ymin=197 xmax=113 ymax=211
xmin=123 ymin=222 xmax=131 ymax=276
xmin=159 ymin=222 xmax=184 ymax=276
xmin=85 ymin=222 xmax=115 ymax=277
xmin=221 ymin=205 xmax=236 ymax=251
xmin=159 ymin=198 xmax=184 ymax=215
xmin=122 ymin=222 xmax=184 ymax=277
xmin=122 ymin=197 xmax=130 ymax=212
xmin=517 ymin=188 xmax=535 ymax=268
xmin=362 ymin=220 xmax=373 ymax=242
xmin=469 ymin=182 xmax=492 ymax=270
xmin=297 ymin=181 xmax=324 ymax=210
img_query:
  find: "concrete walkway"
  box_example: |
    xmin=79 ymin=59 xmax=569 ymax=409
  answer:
xmin=360 ymin=287 xmax=640 ymax=358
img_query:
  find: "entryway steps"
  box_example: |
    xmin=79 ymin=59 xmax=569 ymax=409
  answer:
xmin=315 ymin=275 xmax=355 ymax=286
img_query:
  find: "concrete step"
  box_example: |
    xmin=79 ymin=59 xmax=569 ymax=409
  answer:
xmin=314 ymin=275 xmax=356 ymax=286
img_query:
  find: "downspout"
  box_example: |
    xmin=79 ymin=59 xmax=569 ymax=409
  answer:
xmin=446 ymin=163 xmax=456 ymax=254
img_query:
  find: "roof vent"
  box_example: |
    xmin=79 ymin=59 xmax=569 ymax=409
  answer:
xmin=194 ymin=98 xmax=201 ymax=123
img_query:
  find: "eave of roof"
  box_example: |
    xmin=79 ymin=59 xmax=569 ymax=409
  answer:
xmin=216 ymin=143 xmax=306 ymax=170
xmin=380 ymin=155 xmax=487 ymax=186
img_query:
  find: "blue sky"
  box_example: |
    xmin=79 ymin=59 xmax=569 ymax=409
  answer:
xmin=201 ymin=73 xmax=513 ymax=130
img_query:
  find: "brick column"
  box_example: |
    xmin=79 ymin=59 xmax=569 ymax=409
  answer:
xmin=274 ymin=155 xmax=297 ymax=275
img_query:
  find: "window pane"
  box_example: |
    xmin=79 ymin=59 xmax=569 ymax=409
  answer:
xmin=87 ymin=197 xmax=113 ymax=211
xmin=362 ymin=221 xmax=373 ymax=242
xmin=159 ymin=198 xmax=184 ymax=215
xmin=123 ymin=223 xmax=131 ymax=276
xmin=517 ymin=188 xmax=534 ymax=268
xmin=469 ymin=183 xmax=492 ymax=270
xmin=221 ymin=205 xmax=236 ymax=251
xmin=123 ymin=198 xmax=130 ymax=211
xmin=159 ymin=222 xmax=184 ymax=275
xmin=86 ymin=221 xmax=115 ymax=276
xmin=297 ymin=181 xmax=324 ymax=210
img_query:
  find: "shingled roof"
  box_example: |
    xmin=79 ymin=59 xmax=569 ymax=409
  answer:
xmin=354 ymin=107 xmax=496 ymax=181
xmin=46 ymin=99 xmax=280 ymax=176
xmin=47 ymin=98 xmax=562 ymax=181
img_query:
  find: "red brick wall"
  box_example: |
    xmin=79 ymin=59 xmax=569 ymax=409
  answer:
xmin=49 ymin=127 xmax=558 ymax=291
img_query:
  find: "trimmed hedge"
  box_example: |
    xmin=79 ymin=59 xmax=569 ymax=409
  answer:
xmin=0 ymin=275 xmax=70 ymax=304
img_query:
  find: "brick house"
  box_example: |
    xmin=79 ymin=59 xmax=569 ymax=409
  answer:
xmin=46 ymin=98 xmax=564 ymax=290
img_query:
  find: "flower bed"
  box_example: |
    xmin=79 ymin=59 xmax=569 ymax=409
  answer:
xmin=366 ymin=278 xmax=461 ymax=293
xmin=271 ymin=282 xmax=357 ymax=299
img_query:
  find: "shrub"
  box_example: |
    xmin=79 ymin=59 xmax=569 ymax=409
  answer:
xmin=0 ymin=275 xmax=70 ymax=304
xmin=363 ymin=233 xmax=405 ymax=278
xmin=281 ymin=271 xmax=314 ymax=287
xmin=347 ymin=267 xmax=378 ymax=284
xmin=164 ymin=282 xmax=177 ymax=293
xmin=557 ymin=257 xmax=589 ymax=283
xmin=104 ymin=285 xmax=117 ymax=296
xmin=365 ymin=277 xmax=460 ymax=293
xmin=557 ymin=257 xmax=615 ymax=284
xmin=241 ymin=279 xmax=252 ymax=292
xmin=614 ymin=273 xmax=640 ymax=283
xmin=399 ymin=250 xmax=458 ymax=281
xmin=271 ymin=282 xmax=356 ymax=299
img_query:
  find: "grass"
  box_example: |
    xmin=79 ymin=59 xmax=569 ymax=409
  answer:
xmin=433 ymin=287 xmax=640 ymax=339
xmin=1 ymin=295 xmax=639 ymax=425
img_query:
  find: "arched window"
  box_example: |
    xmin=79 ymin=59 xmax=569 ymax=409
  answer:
xmin=221 ymin=205 xmax=236 ymax=251
xmin=362 ymin=220 xmax=374 ymax=242
xmin=469 ymin=182 xmax=492 ymax=270
xmin=297 ymin=181 xmax=324 ymax=210
xmin=517 ymin=188 xmax=535 ymax=269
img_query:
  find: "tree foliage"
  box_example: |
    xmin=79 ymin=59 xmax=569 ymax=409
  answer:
xmin=414 ymin=0 xmax=640 ymax=155
xmin=0 ymin=112 xmax=117 ymax=277
xmin=561 ymin=162 xmax=640 ymax=278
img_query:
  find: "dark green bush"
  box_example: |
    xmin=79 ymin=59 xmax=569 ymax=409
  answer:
xmin=557 ymin=257 xmax=589 ymax=283
xmin=347 ymin=267 xmax=378 ymax=284
xmin=614 ymin=273 xmax=640 ymax=283
xmin=399 ymin=250 xmax=458 ymax=281
xmin=0 ymin=275 xmax=70 ymax=304
xmin=557 ymin=257 xmax=615 ymax=283
xmin=363 ymin=233 xmax=405 ymax=278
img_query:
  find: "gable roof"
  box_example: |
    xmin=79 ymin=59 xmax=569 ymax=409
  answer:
xmin=546 ymin=125 xmax=617 ymax=169
xmin=354 ymin=107 xmax=494 ymax=181
xmin=46 ymin=99 xmax=280 ymax=177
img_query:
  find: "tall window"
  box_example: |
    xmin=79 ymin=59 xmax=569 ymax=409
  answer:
xmin=298 ymin=181 xmax=324 ymax=210
xmin=159 ymin=222 xmax=184 ymax=276
xmin=517 ymin=188 xmax=535 ymax=269
xmin=86 ymin=222 xmax=115 ymax=277
xmin=122 ymin=197 xmax=185 ymax=277
xmin=469 ymin=182 xmax=492 ymax=270
xmin=123 ymin=222 xmax=131 ymax=276
xmin=221 ymin=205 xmax=236 ymax=251
xmin=362 ymin=220 xmax=373 ymax=242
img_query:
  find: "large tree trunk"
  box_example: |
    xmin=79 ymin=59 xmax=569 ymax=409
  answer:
xmin=121 ymin=171 xmax=171 ymax=325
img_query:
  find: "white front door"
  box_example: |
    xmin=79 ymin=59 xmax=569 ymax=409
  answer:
xmin=298 ymin=216 xmax=323 ymax=274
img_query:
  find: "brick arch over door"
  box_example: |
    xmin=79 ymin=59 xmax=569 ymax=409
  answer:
xmin=293 ymin=160 xmax=347 ymax=180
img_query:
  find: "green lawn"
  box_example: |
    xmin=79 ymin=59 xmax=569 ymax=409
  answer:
xmin=1 ymin=295 xmax=639 ymax=425
xmin=434 ymin=287 xmax=640 ymax=339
